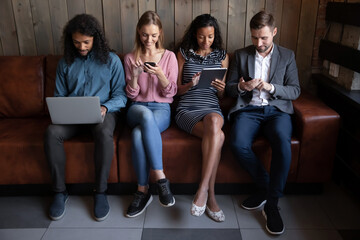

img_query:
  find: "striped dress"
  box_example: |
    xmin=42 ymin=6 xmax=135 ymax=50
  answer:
xmin=175 ymin=48 xmax=226 ymax=133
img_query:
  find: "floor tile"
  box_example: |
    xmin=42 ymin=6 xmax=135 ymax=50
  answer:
xmin=240 ymin=229 xmax=343 ymax=240
xmin=235 ymin=194 xmax=335 ymax=230
xmin=42 ymin=228 xmax=142 ymax=240
xmin=317 ymin=183 xmax=360 ymax=229
xmin=0 ymin=228 xmax=47 ymax=240
xmin=49 ymin=195 xmax=145 ymax=228
xmin=280 ymin=195 xmax=334 ymax=229
xmin=144 ymin=195 xmax=239 ymax=228
xmin=0 ymin=197 xmax=51 ymax=228
xmin=142 ymin=228 xmax=242 ymax=240
xmin=234 ymin=195 xmax=264 ymax=229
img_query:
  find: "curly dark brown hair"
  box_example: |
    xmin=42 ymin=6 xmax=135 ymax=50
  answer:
xmin=62 ymin=14 xmax=111 ymax=65
xmin=176 ymin=14 xmax=223 ymax=52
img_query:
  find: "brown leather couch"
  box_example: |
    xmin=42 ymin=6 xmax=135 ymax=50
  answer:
xmin=0 ymin=55 xmax=340 ymax=188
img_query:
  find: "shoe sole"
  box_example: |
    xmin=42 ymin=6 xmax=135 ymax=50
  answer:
xmin=241 ymin=200 xmax=266 ymax=210
xmin=262 ymin=209 xmax=285 ymax=235
xmin=159 ymin=197 xmax=175 ymax=208
xmin=94 ymin=208 xmax=110 ymax=222
xmin=49 ymin=196 xmax=69 ymax=221
xmin=126 ymin=195 xmax=153 ymax=218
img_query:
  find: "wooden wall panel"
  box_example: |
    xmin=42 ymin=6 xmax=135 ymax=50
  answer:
xmin=103 ymin=0 xmax=122 ymax=53
xmin=245 ymin=0 xmax=266 ymax=47
xmin=175 ymin=0 xmax=193 ymax=47
xmin=296 ymin=0 xmax=319 ymax=89
xmin=67 ymin=0 xmax=86 ymax=20
xmin=193 ymin=0 xmax=210 ymax=18
xmin=0 ymin=0 xmax=20 ymax=55
xmin=12 ymin=0 xmax=37 ymax=56
xmin=49 ymin=0 xmax=68 ymax=55
xmin=138 ymin=0 xmax=156 ymax=16
xmin=227 ymin=0 xmax=247 ymax=52
xmin=156 ymin=0 xmax=175 ymax=50
xmin=0 ymin=0 xmax=326 ymax=90
xmin=85 ymin=0 xmax=103 ymax=27
xmin=120 ymin=0 xmax=138 ymax=54
xmin=210 ymin=0 xmax=228 ymax=49
xmin=265 ymin=0 xmax=283 ymax=45
xmin=30 ymin=0 xmax=55 ymax=55
xmin=279 ymin=0 xmax=301 ymax=53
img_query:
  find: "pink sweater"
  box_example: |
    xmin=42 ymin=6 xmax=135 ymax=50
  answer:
xmin=124 ymin=50 xmax=178 ymax=103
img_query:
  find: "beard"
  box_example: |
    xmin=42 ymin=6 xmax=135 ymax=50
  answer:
xmin=256 ymin=45 xmax=271 ymax=53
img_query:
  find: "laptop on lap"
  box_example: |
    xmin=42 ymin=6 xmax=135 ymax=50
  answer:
xmin=46 ymin=96 xmax=104 ymax=124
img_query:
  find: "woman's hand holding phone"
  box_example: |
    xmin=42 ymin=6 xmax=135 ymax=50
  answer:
xmin=143 ymin=62 xmax=156 ymax=73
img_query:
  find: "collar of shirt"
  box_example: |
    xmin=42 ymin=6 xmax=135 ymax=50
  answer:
xmin=250 ymin=45 xmax=274 ymax=106
xmin=77 ymin=50 xmax=94 ymax=61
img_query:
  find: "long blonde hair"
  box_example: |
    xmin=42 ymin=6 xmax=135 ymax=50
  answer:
xmin=134 ymin=11 xmax=164 ymax=61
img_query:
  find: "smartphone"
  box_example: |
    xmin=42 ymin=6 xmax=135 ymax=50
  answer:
xmin=144 ymin=62 xmax=156 ymax=72
xmin=242 ymin=76 xmax=252 ymax=81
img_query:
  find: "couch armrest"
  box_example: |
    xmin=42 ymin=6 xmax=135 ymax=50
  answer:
xmin=292 ymin=91 xmax=340 ymax=182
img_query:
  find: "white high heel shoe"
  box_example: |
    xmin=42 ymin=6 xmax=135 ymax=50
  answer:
xmin=206 ymin=206 xmax=225 ymax=222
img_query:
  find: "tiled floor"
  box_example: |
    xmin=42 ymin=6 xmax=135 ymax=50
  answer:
xmin=0 ymin=182 xmax=359 ymax=240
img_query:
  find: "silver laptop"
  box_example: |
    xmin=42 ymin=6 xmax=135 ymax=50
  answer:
xmin=46 ymin=96 xmax=104 ymax=124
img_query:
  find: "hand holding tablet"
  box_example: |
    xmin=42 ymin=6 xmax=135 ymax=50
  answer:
xmin=197 ymin=68 xmax=227 ymax=88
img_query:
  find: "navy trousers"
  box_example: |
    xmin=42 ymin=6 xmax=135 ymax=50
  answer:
xmin=230 ymin=105 xmax=292 ymax=200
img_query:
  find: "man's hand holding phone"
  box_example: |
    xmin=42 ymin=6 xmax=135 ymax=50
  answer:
xmin=238 ymin=77 xmax=261 ymax=91
xmin=238 ymin=77 xmax=273 ymax=92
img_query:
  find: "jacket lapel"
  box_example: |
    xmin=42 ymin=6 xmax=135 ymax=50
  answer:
xmin=247 ymin=47 xmax=255 ymax=79
xmin=269 ymin=44 xmax=279 ymax=83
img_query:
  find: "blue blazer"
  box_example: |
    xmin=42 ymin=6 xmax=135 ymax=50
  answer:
xmin=226 ymin=44 xmax=301 ymax=118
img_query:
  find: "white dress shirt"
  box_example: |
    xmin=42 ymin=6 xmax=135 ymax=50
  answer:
xmin=249 ymin=47 xmax=274 ymax=106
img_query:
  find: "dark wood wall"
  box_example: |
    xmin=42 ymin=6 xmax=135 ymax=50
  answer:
xmin=0 ymin=0 xmax=319 ymax=88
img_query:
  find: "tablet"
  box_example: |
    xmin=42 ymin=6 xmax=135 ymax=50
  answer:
xmin=197 ymin=68 xmax=227 ymax=89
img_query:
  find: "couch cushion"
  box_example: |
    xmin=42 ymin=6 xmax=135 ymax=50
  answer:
xmin=45 ymin=55 xmax=62 ymax=99
xmin=118 ymin=122 xmax=299 ymax=184
xmin=0 ymin=118 xmax=119 ymax=184
xmin=0 ymin=56 xmax=45 ymax=118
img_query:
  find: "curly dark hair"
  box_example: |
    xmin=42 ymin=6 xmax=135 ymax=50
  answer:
xmin=177 ymin=14 xmax=223 ymax=52
xmin=62 ymin=14 xmax=111 ymax=65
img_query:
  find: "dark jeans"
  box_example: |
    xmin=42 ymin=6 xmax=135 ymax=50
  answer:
xmin=230 ymin=105 xmax=292 ymax=199
xmin=44 ymin=112 xmax=120 ymax=193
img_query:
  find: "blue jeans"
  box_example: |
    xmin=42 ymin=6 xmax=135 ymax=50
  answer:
xmin=230 ymin=105 xmax=292 ymax=200
xmin=126 ymin=102 xmax=171 ymax=186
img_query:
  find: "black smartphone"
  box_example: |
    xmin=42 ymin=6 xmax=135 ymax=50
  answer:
xmin=144 ymin=62 xmax=156 ymax=67
xmin=144 ymin=62 xmax=156 ymax=72
xmin=242 ymin=76 xmax=252 ymax=81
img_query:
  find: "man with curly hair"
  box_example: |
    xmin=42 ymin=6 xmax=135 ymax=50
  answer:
xmin=44 ymin=14 xmax=127 ymax=221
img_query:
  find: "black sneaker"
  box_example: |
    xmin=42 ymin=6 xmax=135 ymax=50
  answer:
xmin=126 ymin=191 xmax=153 ymax=218
xmin=49 ymin=192 xmax=68 ymax=220
xmin=241 ymin=194 xmax=267 ymax=210
xmin=262 ymin=203 xmax=284 ymax=235
xmin=94 ymin=193 xmax=110 ymax=221
xmin=156 ymin=178 xmax=175 ymax=207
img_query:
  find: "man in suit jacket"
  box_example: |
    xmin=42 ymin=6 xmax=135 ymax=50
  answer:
xmin=226 ymin=11 xmax=300 ymax=235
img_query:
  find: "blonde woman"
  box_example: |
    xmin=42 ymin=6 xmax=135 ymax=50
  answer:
xmin=124 ymin=11 xmax=178 ymax=217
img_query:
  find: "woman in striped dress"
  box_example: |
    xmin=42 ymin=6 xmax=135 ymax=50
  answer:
xmin=175 ymin=14 xmax=229 ymax=222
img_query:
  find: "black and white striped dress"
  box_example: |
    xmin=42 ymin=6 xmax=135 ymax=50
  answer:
xmin=175 ymin=48 xmax=226 ymax=133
